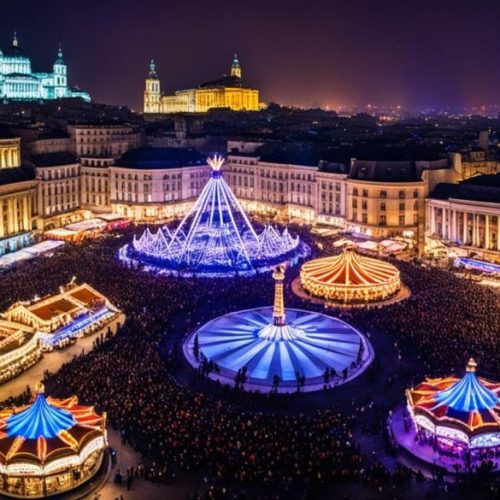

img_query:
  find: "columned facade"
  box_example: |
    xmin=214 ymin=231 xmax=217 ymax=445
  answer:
xmin=0 ymin=138 xmax=21 ymax=168
xmin=426 ymin=198 xmax=500 ymax=253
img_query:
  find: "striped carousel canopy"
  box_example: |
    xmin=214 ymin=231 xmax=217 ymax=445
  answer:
xmin=407 ymin=359 xmax=500 ymax=431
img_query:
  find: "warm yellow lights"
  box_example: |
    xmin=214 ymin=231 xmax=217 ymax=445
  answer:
xmin=300 ymin=248 xmax=401 ymax=303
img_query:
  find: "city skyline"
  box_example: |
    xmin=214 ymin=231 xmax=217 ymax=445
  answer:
xmin=2 ymin=0 xmax=500 ymax=112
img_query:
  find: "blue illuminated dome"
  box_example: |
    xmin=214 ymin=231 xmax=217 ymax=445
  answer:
xmin=122 ymin=154 xmax=309 ymax=277
xmin=433 ymin=363 xmax=500 ymax=413
xmin=6 ymin=387 xmax=76 ymax=440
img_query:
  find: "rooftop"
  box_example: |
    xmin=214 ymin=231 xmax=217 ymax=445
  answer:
xmin=199 ymin=74 xmax=243 ymax=89
xmin=430 ymin=174 xmax=500 ymax=204
xmin=349 ymin=160 xmax=421 ymax=182
xmin=0 ymin=165 xmax=35 ymax=186
xmin=115 ymin=147 xmax=206 ymax=169
xmin=30 ymin=152 xmax=78 ymax=167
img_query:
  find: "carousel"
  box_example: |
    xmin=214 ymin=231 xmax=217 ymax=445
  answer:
xmin=406 ymin=359 xmax=500 ymax=454
xmin=299 ymin=247 xmax=402 ymax=304
xmin=0 ymin=384 xmax=107 ymax=498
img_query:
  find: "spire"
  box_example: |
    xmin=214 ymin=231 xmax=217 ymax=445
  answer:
xmin=466 ymin=357 xmax=477 ymax=372
xmin=272 ymin=265 xmax=286 ymax=326
xmin=13 ymin=31 xmax=18 ymax=47
xmin=230 ymin=53 xmax=241 ymax=78
xmin=55 ymin=43 xmax=65 ymax=64
xmin=148 ymin=59 xmax=158 ymax=79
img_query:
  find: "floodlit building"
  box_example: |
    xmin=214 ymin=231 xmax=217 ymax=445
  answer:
xmin=110 ymin=147 xmax=210 ymax=220
xmin=0 ymin=130 xmax=38 ymax=255
xmin=0 ymin=34 xmax=90 ymax=102
xmin=144 ymin=55 xmax=260 ymax=114
xmin=69 ymin=124 xmax=142 ymax=159
xmin=32 ymin=152 xmax=82 ymax=228
xmin=426 ymin=174 xmax=500 ymax=254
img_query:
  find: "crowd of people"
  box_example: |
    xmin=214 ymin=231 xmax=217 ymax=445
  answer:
xmin=0 ymin=226 xmax=498 ymax=498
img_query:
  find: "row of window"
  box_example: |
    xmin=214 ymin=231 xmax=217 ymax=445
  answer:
xmin=352 ymin=188 xmax=419 ymax=199
xmin=352 ymin=212 xmax=418 ymax=226
xmin=352 ymin=200 xmax=419 ymax=211
xmin=40 ymin=168 xmax=78 ymax=180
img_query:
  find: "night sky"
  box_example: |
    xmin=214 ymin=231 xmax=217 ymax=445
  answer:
xmin=2 ymin=0 xmax=500 ymax=112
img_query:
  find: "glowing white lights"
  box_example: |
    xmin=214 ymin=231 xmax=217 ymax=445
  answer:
xmin=127 ymin=155 xmax=308 ymax=277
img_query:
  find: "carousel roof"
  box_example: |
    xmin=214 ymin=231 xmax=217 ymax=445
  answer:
xmin=407 ymin=359 xmax=500 ymax=431
xmin=6 ymin=393 xmax=75 ymax=439
xmin=0 ymin=384 xmax=105 ymax=465
xmin=301 ymin=248 xmax=400 ymax=288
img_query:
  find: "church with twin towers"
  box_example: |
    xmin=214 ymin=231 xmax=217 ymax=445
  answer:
xmin=144 ymin=54 xmax=261 ymax=114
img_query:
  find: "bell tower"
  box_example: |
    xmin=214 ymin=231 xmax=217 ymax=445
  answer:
xmin=53 ymin=44 xmax=67 ymax=98
xmin=144 ymin=59 xmax=161 ymax=113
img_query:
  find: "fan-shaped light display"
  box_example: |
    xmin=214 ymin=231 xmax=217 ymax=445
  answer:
xmin=121 ymin=155 xmax=309 ymax=277
xmin=406 ymin=359 xmax=500 ymax=450
xmin=300 ymin=248 xmax=401 ymax=303
xmin=0 ymin=384 xmax=107 ymax=498
xmin=184 ymin=265 xmax=373 ymax=391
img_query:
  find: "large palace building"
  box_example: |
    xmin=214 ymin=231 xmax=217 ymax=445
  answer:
xmin=0 ymin=33 xmax=90 ymax=102
xmin=144 ymin=55 xmax=260 ymax=114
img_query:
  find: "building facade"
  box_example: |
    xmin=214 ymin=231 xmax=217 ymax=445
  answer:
xmin=1 ymin=123 xmax=499 ymax=260
xmin=144 ymin=55 xmax=260 ymax=114
xmin=32 ymin=152 xmax=82 ymax=228
xmin=0 ymin=34 xmax=90 ymax=102
xmin=69 ymin=124 xmax=142 ymax=158
xmin=110 ymin=148 xmax=210 ymax=220
xmin=427 ymin=174 xmax=500 ymax=253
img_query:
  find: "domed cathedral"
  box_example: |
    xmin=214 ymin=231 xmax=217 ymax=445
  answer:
xmin=143 ymin=53 xmax=260 ymax=114
xmin=0 ymin=33 xmax=91 ymax=102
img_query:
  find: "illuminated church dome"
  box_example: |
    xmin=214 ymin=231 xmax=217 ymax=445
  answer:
xmin=124 ymin=155 xmax=309 ymax=277
xmin=184 ymin=266 xmax=373 ymax=391
xmin=0 ymin=33 xmax=90 ymax=102
xmin=406 ymin=359 xmax=500 ymax=450
xmin=0 ymin=384 xmax=107 ymax=498
xmin=300 ymin=248 xmax=401 ymax=303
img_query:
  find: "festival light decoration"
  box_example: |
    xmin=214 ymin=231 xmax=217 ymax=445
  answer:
xmin=406 ymin=359 xmax=500 ymax=450
xmin=125 ymin=155 xmax=309 ymax=277
xmin=185 ymin=266 xmax=373 ymax=390
xmin=0 ymin=384 xmax=107 ymax=497
xmin=300 ymin=247 xmax=401 ymax=303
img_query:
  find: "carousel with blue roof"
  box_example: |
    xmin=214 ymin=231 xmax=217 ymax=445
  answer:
xmin=0 ymin=384 xmax=107 ymax=497
xmin=394 ymin=358 xmax=500 ymax=472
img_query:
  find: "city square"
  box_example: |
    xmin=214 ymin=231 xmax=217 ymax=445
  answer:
xmin=0 ymin=1 xmax=499 ymax=498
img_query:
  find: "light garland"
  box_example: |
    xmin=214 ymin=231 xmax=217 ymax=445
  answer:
xmin=127 ymin=155 xmax=308 ymax=277
xmin=300 ymin=248 xmax=401 ymax=303
xmin=407 ymin=359 xmax=500 ymax=450
xmin=0 ymin=389 xmax=107 ymax=495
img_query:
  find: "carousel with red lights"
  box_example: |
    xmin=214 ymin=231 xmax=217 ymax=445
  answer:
xmin=296 ymin=247 xmax=406 ymax=306
xmin=0 ymin=384 xmax=107 ymax=498
xmin=390 ymin=359 xmax=500 ymax=474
